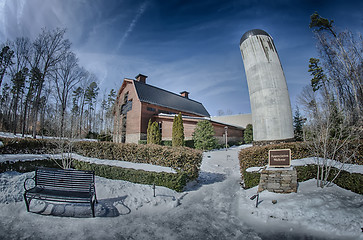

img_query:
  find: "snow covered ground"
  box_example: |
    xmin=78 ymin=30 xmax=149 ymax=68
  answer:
xmin=0 ymin=153 xmax=176 ymax=173
xmin=0 ymin=131 xmax=97 ymax=141
xmin=247 ymin=157 xmax=363 ymax=174
xmin=0 ymin=145 xmax=362 ymax=239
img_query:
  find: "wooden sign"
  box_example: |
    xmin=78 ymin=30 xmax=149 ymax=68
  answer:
xmin=268 ymin=149 xmax=291 ymax=167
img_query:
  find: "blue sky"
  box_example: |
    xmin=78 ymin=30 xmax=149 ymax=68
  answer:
xmin=0 ymin=0 xmax=362 ymax=116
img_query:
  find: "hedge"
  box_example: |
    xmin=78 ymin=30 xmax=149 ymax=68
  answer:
xmin=239 ymin=141 xmax=362 ymax=194
xmin=139 ymin=140 xmax=195 ymax=148
xmin=239 ymin=142 xmax=312 ymax=173
xmin=0 ymin=138 xmax=203 ymax=181
xmin=72 ymin=160 xmax=187 ymax=192
xmin=0 ymin=137 xmax=202 ymax=191
xmin=0 ymin=137 xmax=58 ymax=154
xmin=0 ymin=159 xmax=60 ymax=173
xmin=73 ymin=141 xmax=202 ymax=180
xmin=243 ymin=165 xmax=363 ymax=194
xmin=0 ymin=159 xmax=187 ymax=192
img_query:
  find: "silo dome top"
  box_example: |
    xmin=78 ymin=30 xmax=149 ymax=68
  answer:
xmin=240 ymin=29 xmax=270 ymax=45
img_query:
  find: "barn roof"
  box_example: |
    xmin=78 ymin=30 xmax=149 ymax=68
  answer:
xmin=133 ymin=80 xmax=210 ymax=117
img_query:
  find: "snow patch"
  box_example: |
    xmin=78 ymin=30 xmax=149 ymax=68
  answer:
xmin=246 ymin=157 xmax=363 ymax=174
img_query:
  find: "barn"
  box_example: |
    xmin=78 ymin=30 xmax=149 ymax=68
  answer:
xmin=113 ymin=74 xmax=244 ymax=144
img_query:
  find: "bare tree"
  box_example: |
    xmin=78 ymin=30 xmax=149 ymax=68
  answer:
xmin=52 ymin=51 xmax=85 ymax=137
xmin=299 ymin=77 xmax=361 ymax=188
xmin=30 ymin=28 xmax=70 ymax=138
xmin=304 ymin=99 xmax=360 ymax=188
xmin=50 ymin=138 xmax=74 ymax=169
xmin=8 ymin=38 xmax=32 ymax=136
xmin=309 ymin=12 xmax=363 ymax=124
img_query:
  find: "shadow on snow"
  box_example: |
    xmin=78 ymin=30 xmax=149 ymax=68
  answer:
xmin=185 ymin=171 xmax=226 ymax=191
xmin=28 ymin=195 xmax=131 ymax=218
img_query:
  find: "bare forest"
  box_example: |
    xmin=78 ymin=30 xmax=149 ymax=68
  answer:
xmin=0 ymin=28 xmax=115 ymax=139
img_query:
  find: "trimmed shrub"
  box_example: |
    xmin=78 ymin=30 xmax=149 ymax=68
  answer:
xmin=0 ymin=137 xmax=203 ymax=191
xmin=244 ymin=124 xmax=253 ymax=144
xmin=0 ymin=159 xmax=187 ymax=192
xmin=162 ymin=140 xmax=194 ymax=148
xmin=147 ymin=119 xmax=152 ymax=144
xmin=147 ymin=121 xmax=161 ymax=145
xmin=243 ymin=165 xmax=362 ymax=194
xmin=172 ymin=113 xmax=184 ymax=147
xmin=0 ymin=137 xmax=58 ymax=154
xmin=73 ymin=141 xmax=202 ymax=180
xmin=239 ymin=142 xmax=312 ymax=172
xmin=239 ymin=140 xmax=362 ymax=194
xmin=86 ymin=131 xmax=98 ymax=139
xmin=184 ymin=140 xmax=195 ymax=148
xmin=162 ymin=140 xmax=172 ymax=146
xmin=72 ymin=160 xmax=187 ymax=192
xmin=242 ymin=170 xmax=260 ymax=189
xmin=0 ymin=159 xmax=60 ymax=173
xmin=97 ymin=133 xmax=112 ymax=142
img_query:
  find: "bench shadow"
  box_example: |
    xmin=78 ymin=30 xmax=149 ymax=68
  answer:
xmin=30 ymin=195 xmax=131 ymax=218
xmin=185 ymin=171 xmax=226 ymax=191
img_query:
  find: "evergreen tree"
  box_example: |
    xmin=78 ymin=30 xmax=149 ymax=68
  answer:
xmin=192 ymin=120 xmax=217 ymax=150
xmin=147 ymin=119 xmax=152 ymax=144
xmin=147 ymin=121 xmax=161 ymax=145
xmin=172 ymin=113 xmax=184 ymax=147
xmin=0 ymin=45 xmax=14 ymax=89
xmin=293 ymin=107 xmax=304 ymax=141
xmin=244 ymin=124 xmax=253 ymax=144
xmin=85 ymin=81 xmax=99 ymax=131
xmin=147 ymin=120 xmax=161 ymax=145
xmin=153 ymin=121 xmax=161 ymax=145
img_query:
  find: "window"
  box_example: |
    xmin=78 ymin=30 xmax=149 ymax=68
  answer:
xmin=147 ymin=107 xmax=156 ymax=112
xmin=123 ymin=92 xmax=129 ymax=103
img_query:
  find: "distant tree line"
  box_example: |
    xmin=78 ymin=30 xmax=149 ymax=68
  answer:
xmin=0 ymin=28 xmax=116 ymax=139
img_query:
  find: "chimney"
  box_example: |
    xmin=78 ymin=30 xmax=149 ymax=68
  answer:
xmin=135 ymin=74 xmax=148 ymax=83
xmin=180 ymin=91 xmax=189 ymax=98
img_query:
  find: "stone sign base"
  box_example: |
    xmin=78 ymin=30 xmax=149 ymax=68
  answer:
xmin=258 ymin=167 xmax=297 ymax=193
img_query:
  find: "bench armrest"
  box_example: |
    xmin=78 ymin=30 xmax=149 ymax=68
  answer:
xmin=24 ymin=177 xmax=35 ymax=191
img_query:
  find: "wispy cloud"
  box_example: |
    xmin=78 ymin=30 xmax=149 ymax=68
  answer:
xmin=116 ymin=0 xmax=149 ymax=51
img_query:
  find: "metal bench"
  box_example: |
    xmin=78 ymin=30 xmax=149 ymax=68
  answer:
xmin=24 ymin=167 xmax=98 ymax=217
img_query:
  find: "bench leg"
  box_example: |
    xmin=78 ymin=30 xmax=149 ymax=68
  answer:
xmin=24 ymin=194 xmax=30 ymax=212
xmin=91 ymin=200 xmax=95 ymax=217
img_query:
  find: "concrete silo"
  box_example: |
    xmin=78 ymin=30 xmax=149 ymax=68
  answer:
xmin=239 ymin=29 xmax=294 ymax=143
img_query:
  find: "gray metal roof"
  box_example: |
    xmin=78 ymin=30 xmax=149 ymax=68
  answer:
xmin=133 ymin=80 xmax=210 ymax=117
xmin=240 ymin=29 xmax=270 ymax=45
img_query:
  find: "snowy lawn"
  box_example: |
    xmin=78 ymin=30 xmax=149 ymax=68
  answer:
xmin=0 ymin=145 xmax=362 ymax=239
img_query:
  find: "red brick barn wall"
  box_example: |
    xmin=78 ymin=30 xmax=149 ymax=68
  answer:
xmin=113 ymin=80 xmax=142 ymax=143
xmin=212 ymin=122 xmax=244 ymax=144
xmin=141 ymin=106 xmax=204 ymax=141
